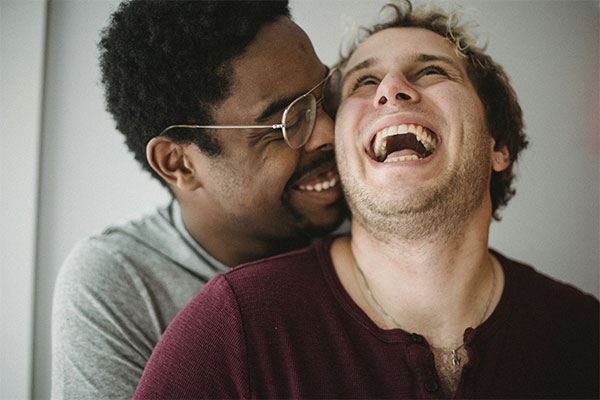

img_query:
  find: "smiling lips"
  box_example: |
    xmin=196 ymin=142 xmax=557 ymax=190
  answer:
xmin=298 ymin=169 xmax=339 ymax=192
xmin=372 ymin=123 xmax=439 ymax=163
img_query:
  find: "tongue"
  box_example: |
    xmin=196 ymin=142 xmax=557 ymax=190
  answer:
xmin=385 ymin=149 xmax=421 ymax=160
xmin=385 ymin=134 xmax=427 ymax=160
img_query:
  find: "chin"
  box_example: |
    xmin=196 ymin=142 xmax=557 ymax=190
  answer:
xmin=302 ymin=202 xmax=350 ymax=238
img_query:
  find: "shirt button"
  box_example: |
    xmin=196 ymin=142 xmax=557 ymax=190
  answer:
xmin=424 ymin=379 xmax=440 ymax=393
xmin=410 ymin=333 xmax=424 ymax=344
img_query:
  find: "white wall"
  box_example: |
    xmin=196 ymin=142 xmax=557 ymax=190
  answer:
xmin=0 ymin=1 xmax=47 ymax=399
xmin=1 ymin=1 xmax=597 ymax=399
xmin=32 ymin=1 xmax=170 ymax=397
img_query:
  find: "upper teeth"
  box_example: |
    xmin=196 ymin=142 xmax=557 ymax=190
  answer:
xmin=299 ymin=176 xmax=338 ymax=192
xmin=373 ymin=123 xmax=437 ymax=161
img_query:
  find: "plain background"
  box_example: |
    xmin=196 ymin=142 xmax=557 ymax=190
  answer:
xmin=1 ymin=0 xmax=598 ymax=398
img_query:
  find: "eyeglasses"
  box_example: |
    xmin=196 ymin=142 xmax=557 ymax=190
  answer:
xmin=159 ymin=67 xmax=340 ymax=149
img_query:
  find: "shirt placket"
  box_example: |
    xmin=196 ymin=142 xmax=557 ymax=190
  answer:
xmin=406 ymin=333 xmax=445 ymax=399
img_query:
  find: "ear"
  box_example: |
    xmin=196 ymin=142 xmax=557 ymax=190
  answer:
xmin=491 ymin=140 xmax=510 ymax=172
xmin=146 ymin=136 xmax=202 ymax=191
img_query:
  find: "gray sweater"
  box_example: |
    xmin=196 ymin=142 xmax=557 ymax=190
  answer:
xmin=51 ymin=200 xmax=228 ymax=399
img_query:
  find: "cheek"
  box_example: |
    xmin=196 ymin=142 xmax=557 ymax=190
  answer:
xmin=432 ymin=88 xmax=486 ymax=136
xmin=212 ymin=150 xmax=295 ymax=202
xmin=445 ymin=86 xmax=485 ymax=120
xmin=260 ymin=148 xmax=299 ymax=181
xmin=334 ymin=99 xmax=365 ymax=152
xmin=252 ymin=155 xmax=303 ymax=210
xmin=235 ymin=142 xmax=297 ymax=176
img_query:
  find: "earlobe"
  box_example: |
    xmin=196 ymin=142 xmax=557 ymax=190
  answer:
xmin=491 ymin=141 xmax=510 ymax=172
xmin=146 ymin=137 xmax=202 ymax=191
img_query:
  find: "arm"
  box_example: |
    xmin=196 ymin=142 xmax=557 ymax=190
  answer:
xmin=51 ymin=240 xmax=161 ymax=399
xmin=134 ymin=275 xmax=249 ymax=399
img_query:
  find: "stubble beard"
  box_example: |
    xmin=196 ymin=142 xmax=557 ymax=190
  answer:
xmin=337 ymin=130 xmax=491 ymax=245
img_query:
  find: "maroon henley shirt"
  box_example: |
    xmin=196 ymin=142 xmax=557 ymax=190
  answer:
xmin=135 ymin=238 xmax=599 ymax=399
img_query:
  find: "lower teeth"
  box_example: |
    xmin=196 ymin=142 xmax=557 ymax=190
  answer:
xmin=384 ymin=155 xmax=419 ymax=163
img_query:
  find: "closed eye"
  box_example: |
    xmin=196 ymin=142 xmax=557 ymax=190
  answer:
xmin=352 ymin=75 xmax=380 ymax=91
xmin=260 ymin=130 xmax=286 ymax=146
xmin=247 ymin=127 xmax=284 ymax=144
xmin=420 ymin=65 xmax=449 ymax=77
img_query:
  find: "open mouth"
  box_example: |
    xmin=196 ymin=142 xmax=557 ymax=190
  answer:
xmin=370 ymin=123 xmax=439 ymax=163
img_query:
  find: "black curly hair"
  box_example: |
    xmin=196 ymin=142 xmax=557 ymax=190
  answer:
xmin=99 ymin=0 xmax=290 ymax=186
xmin=337 ymin=0 xmax=529 ymax=220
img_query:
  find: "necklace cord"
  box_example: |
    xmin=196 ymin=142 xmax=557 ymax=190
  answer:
xmin=351 ymin=248 xmax=496 ymax=364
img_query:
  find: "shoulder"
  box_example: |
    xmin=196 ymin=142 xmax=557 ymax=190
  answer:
xmin=52 ymin=213 xmax=168 ymax=338
xmin=151 ymin=239 xmax=333 ymax=348
xmin=227 ymin=239 xmax=331 ymax=283
xmin=136 ymin=240 xmax=335 ymax=398
xmin=53 ymin=201 xmax=210 ymax=332
xmin=55 ymin=234 xmax=147 ymax=302
xmin=160 ymin=239 xmax=334 ymax=350
xmin=222 ymin=239 xmax=333 ymax=302
xmin=498 ymin=252 xmax=598 ymax=310
xmin=51 ymin=234 xmax=153 ymax=399
xmin=56 ymin=205 xmax=179 ymax=292
xmin=52 ymin=204 xmax=209 ymax=398
xmin=171 ymin=238 xmax=332 ymax=322
xmin=164 ymin=274 xmax=240 ymax=336
xmin=52 ymin=205 xmax=185 ymax=354
xmin=491 ymin=252 xmax=599 ymax=398
xmin=55 ymin=235 xmax=132 ymax=302
xmin=496 ymin=251 xmax=598 ymax=333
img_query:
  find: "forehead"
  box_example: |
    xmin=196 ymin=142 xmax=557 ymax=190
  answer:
xmin=214 ymin=17 xmax=324 ymax=122
xmin=345 ymin=27 xmax=464 ymax=72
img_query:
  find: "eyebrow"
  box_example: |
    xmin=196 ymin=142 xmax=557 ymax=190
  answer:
xmin=255 ymin=94 xmax=301 ymax=123
xmin=414 ymin=53 xmax=462 ymax=70
xmin=341 ymin=58 xmax=376 ymax=88
xmin=255 ymin=67 xmax=330 ymax=123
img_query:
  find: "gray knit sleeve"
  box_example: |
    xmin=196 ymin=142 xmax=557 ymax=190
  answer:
xmin=51 ymin=239 xmax=161 ymax=400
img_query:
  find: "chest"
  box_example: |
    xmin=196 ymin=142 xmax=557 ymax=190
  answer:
xmin=246 ymin=325 xmax=467 ymax=399
xmin=432 ymin=347 xmax=469 ymax=398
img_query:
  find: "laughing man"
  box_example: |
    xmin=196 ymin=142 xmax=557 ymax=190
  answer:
xmin=133 ymin=1 xmax=599 ymax=398
xmin=51 ymin=1 xmax=347 ymax=398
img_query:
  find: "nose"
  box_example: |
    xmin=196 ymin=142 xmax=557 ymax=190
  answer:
xmin=373 ymin=71 xmax=420 ymax=108
xmin=302 ymin=107 xmax=334 ymax=152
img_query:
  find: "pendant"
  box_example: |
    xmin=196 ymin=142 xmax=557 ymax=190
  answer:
xmin=450 ymin=349 xmax=461 ymax=366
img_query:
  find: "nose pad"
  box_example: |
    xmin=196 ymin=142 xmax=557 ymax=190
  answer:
xmin=303 ymin=108 xmax=334 ymax=152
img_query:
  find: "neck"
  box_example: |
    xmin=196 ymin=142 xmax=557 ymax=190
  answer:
xmin=333 ymin=204 xmax=503 ymax=348
xmin=178 ymin=199 xmax=310 ymax=267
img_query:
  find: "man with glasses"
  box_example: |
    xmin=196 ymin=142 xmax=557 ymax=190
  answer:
xmin=51 ymin=1 xmax=346 ymax=398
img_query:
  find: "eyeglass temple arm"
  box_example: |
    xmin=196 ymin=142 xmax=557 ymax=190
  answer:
xmin=159 ymin=124 xmax=283 ymax=136
xmin=160 ymin=67 xmax=337 ymax=136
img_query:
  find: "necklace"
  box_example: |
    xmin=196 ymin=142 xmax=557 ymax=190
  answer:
xmin=351 ymin=249 xmax=496 ymax=366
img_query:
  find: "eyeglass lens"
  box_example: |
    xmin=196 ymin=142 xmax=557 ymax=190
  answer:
xmin=283 ymin=94 xmax=317 ymax=149
xmin=282 ymin=70 xmax=342 ymax=149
